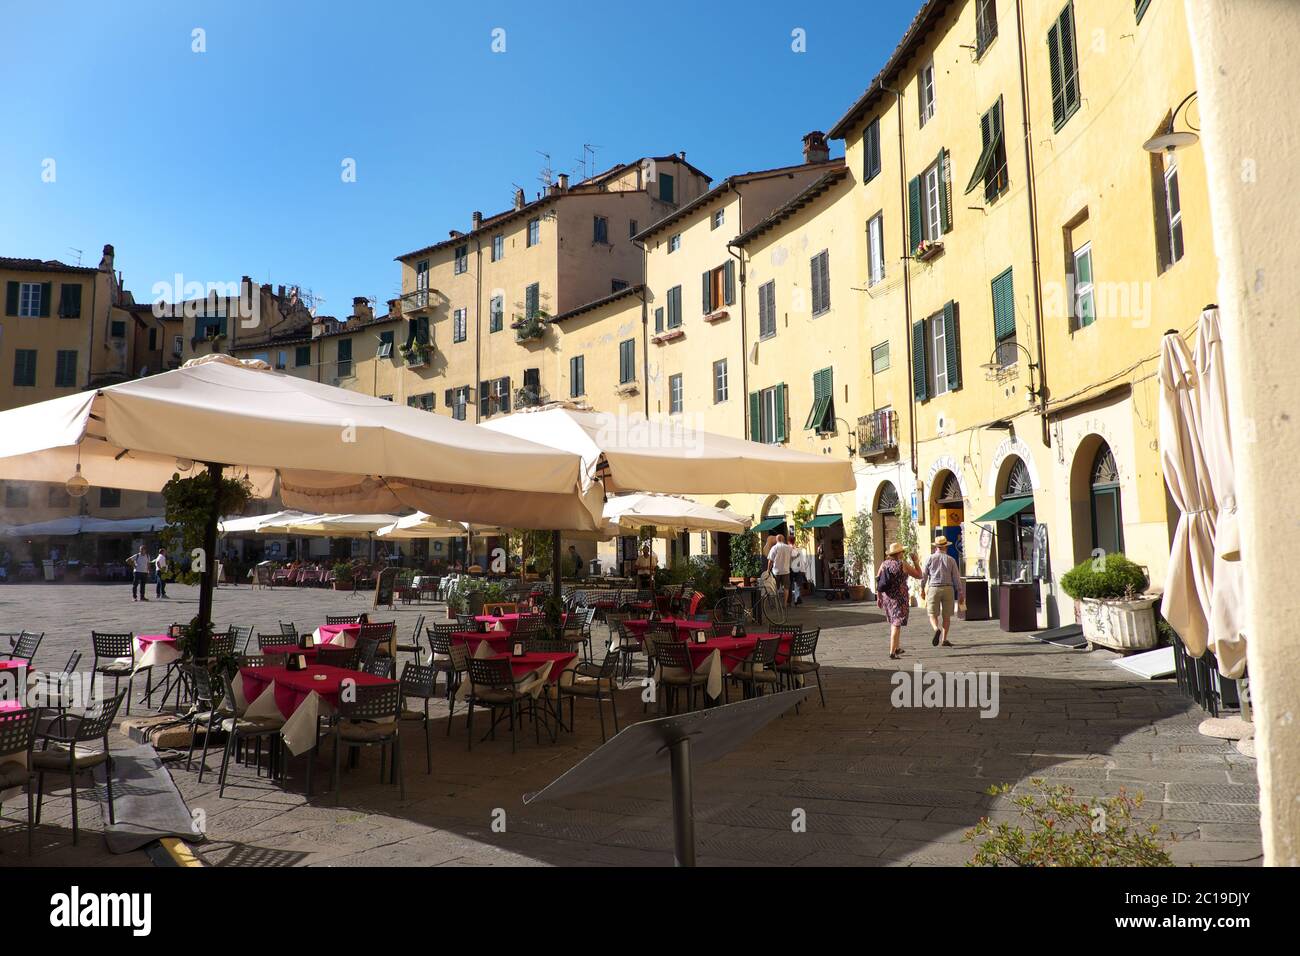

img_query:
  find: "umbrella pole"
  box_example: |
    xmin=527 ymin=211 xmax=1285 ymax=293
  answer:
xmin=197 ymin=462 xmax=223 ymax=657
xmin=552 ymin=530 xmax=562 ymax=605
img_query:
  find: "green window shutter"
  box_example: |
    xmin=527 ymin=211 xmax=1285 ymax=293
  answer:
xmin=5 ymin=282 xmax=17 ymax=316
xmin=943 ymin=300 xmax=962 ymax=391
xmin=912 ymin=319 xmax=929 ymax=401
xmin=907 ymin=176 xmax=923 ymax=253
xmin=804 ymin=368 xmax=833 ymax=431
xmin=525 ymin=283 xmax=539 ymax=319
xmin=818 ymin=252 xmax=831 ymax=311
xmin=702 ymin=271 xmax=712 ymax=314
xmin=749 ymin=391 xmax=761 ymax=441
xmin=723 ymin=259 xmax=735 ymax=306
xmin=992 ymin=269 xmax=1015 ymax=338
xmin=774 ymin=384 xmax=788 ymax=442
xmin=1060 ymin=5 xmax=1079 ymax=116
xmin=937 ymin=150 xmax=951 ymax=233
xmin=966 ymin=110 xmax=998 ymax=195
xmin=39 ymin=282 xmax=51 ymax=317
xmin=1047 ymin=21 xmax=1064 ymax=127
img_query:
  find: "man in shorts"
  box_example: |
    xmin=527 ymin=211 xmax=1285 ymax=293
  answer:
xmin=766 ymin=534 xmax=794 ymax=606
xmin=920 ymin=535 xmax=964 ymax=647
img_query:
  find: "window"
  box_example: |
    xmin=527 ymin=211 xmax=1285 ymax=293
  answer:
xmin=13 ymin=349 xmax=36 ymax=386
xmin=758 ymin=281 xmax=776 ymax=339
xmin=1072 ymin=242 xmax=1096 ymax=328
xmin=55 ymin=350 xmax=77 ymax=387
xmin=863 ymin=118 xmax=881 ymax=183
xmin=749 ymin=384 xmax=787 ymax=443
xmin=524 ymin=283 xmax=540 ymax=320
xmin=711 ymin=209 xmax=725 ymax=230
xmin=867 ymin=213 xmax=886 ymax=286
xmin=654 ymin=307 xmax=664 ymax=334
xmin=593 ymin=216 xmax=609 ymax=244
xmin=453 ymin=307 xmax=467 ymax=343
xmin=276 ymin=351 xmax=287 ymax=369
xmin=110 ymin=320 xmax=126 ymax=339
xmin=805 ymin=367 xmax=835 ymax=433
xmin=527 ymin=218 xmax=540 ymax=247
xmin=380 ymin=394 xmax=393 ymax=402
xmin=918 ymin=60 xmax=936 ymax=126
xmin=446 ymin=385 xmax=470 ymax=420
xmin=702 ymin=261 xmax=735 ymax=315
xmin=871 ymin=341 xmax=891 ymax=374
xmin=668 ymin=234 xmax=680 ymax=254
xmin=99 ymin=487 xmax=121 ymax=508
xmin=407 ymin=393 xmax=434 ymax=411
xmin=713 ymin=359 xmax=728 ymax=403
xmin=570 ymin=355 xmax=585 ymax=397
xmin=966 ymin=97 xmax=1009 ymax=202
xmin=454 ymin=243 xmax=468 ymax=275
xmin=5 ymin=485 xmax=28 ymax=508
xmin=1153 ymin=153 xmax=1185 ymax=271
xmin=193 ymin=312 xmax=226 ymax=339
xmin=659 ymin=173 xmax=675 ymax=203
xmin=629 ymin=219 xmax=638 ymax=238
xmin=975 ymin=0 xmax=999 ymax=56
xmin=1047 ymin=2 xmax=1081 ymax=131
xmin=492 ymin=235 xmax=504 ymax=261
xmin=909 ymin=151 xmax=951 ymax=251
xmin=48 ymin=485 xmax=69 ymax=508
xmin=18 ymin=282 xmax=45 ymax=317
xmin=810 ymin=250 xmax=831 ymax=315
xmin=58 ymin=283 xmax=82 ymax=318
xmin=490 ymin=294 xmax=504 ymax=332
xmin=414 ymin=259 xmax=430 ymax=306
xmin=336 ymin=338 xmax=353 ymax=377
xmin=376 ymin=331 xmax=394 ymax=359
xmin=666 ymin=285 xmax=682 ymax=329
xmin=173 ymin=335 xmax=184 ymax=357
xmin=669 ymin=374 xmax=683 ymax=414
xmin=295 ymin=345 xmax=311 ymax=367
xmin=619 ymin=339 xmax=636 ymax=384
xmin=911 ymin=302 xmax=962 ymax=401
xmin=406 ymin=315 xmax=430 ymax=351
xmin=923 ymin=162 xmax=943 ymax=241
xmin=991 ymin=268 xmax=1017 ymax=365
xmin=253 ymin=352 xmax=270 ymax=366
xmin=480 ymin=377 xmax=510 ymax=416
xmin=479 ymin=379 xmax=493 ymax=418
xmin=611 ymin=279 xmax=628 ymax=293
xmin=148 ymin=328 xmax=157 ymax=350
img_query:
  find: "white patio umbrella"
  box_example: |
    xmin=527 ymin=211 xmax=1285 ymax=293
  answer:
xmin=219 ymin=509 xmax=316 ymax=534
xmin=0 ymin=355 xmax=593 ymax=639
xmin=602 ymin=493 xmax=751 ymax=534
xmin=1158 ymin=331 xmax=1217 ymax=661
xmin=2 ymin=515 xmax=169 ymax=536
xmin=374 ymin=513 xmax=501 ymax=539
xmin=263 ymin=514 xmax=406 ymax=536
xmin=1194 ymin=308 xmax=1247 ymax=678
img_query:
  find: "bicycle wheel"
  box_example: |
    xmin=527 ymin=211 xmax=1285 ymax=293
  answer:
xmin=712 ymin=595 xmax=746 ymax=624
xmin=761 ymin=591 xmax=786 ymax=625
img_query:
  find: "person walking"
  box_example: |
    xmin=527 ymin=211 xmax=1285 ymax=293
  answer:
xmin=127 ymin=544 xmax=151 ymax=602
xmin=790 ymin=544 xmax=809 ymax=605
xmin=877 ymin=542 xmax=921 ymax=659
xmin=153 ymin=547 xmax=169 ymax=598
xmin=567 ymin=544 xmax=583 ymax=578
xmin=766 ymin=534 xmax=794 ymax=606
xmin=920 ymin=535 xmax=964 ymax=647
xmin=635 ymin=543 xmax=657 ymax=590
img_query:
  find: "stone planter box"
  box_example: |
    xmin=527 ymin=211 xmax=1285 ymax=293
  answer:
xmin=333 ymin=581 xmax=354 ymax=591
xmin=1077 ymin=595 xmax=1159 ymax=652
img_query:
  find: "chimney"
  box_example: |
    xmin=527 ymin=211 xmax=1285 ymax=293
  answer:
xmin=98 ymin=244 xmax=115 ymax=272
xmin=277 ymin=284 xmax=285 ymax=298
xmin=472 ymin=210 xmax=483 ymax=231
xmin=802 ymin=130 xmax=830 ymax=164
xmin=514 ymin=188 xmax=526 ymax=210
xmin=448 ymin=229 xmax=464 ymax=240
xmin=352 ymin=296 xmax=373 ymax=322
xmin=557 ymin=173 xmax=569 ymax=192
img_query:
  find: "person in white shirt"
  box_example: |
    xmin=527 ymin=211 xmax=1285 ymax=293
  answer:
xmin=126 ymin=545 xmax=151 ymax=602
xmin=153 ymin=548 xmax=169 ymax=598
xmin=766 ymin=534 xmax=794 ymax=606
xmin=920 ymin=535 xmax=964 ymax=647
xmin=790 ymin=545 xmax=810 ymax=605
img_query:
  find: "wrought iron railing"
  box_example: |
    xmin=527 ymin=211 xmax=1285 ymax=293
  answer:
xmin=857 ymin=408 xmax=898 ymax=457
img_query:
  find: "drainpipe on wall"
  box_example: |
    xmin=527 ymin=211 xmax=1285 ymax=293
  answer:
xmin=633 ymin=236 xmax=650 ymax=417
xmin=85 ymin=274 xmax=98 ymax=389
xmin=885 ymin=81 xmax=919 ymax=484
xmin=1014 ymin=0 xmax=1051 ymax=448
xmin=726 ymin=236 xmax=748 ymax=441
xmin=473 ymin=236 xmax=483 ymax=423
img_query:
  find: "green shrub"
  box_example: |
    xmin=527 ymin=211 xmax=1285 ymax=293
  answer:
xmin=332 ymin=562 xmax=354 ymax=582
xmin=664 ymin=555 xmax=725 ymax=608
xmin=1060 ymin=553 xmax=1148 ymax=600
xmin=729 ymin=530 xmax=763 ymax=580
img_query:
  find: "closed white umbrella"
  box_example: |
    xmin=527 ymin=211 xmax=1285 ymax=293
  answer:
xmin=264 ymin=514 xmax=406 ymax=536
xmin=1195 ymin=308 xmax=1247 ymax=678
xmin=375 ymin=513 xmax=500 ymax=539
xmin=1158 ymin=332 xmax=1218 ymax=659
xmin=219 ymin=510 xmax=315 ymax=534
xmin=603 ymin=493 xmax=751 ymax=534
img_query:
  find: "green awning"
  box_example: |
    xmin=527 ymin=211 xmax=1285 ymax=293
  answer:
xmin=752 ymin=517 xmax=786 ymax=533
xmin=804 ymin=514 xmax=842 ymax=529
xmin=974 ymin=497 xmax=1034 ymax=522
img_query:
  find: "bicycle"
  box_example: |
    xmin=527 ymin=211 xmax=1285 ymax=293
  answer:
xmin=712 ymin=573 xmax=787 ymax=627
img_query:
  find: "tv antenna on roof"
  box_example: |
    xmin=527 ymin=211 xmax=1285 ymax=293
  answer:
xmin=68 ymin=247 xmax=83 ymax=267
xmin=537 ymin=151 xmax=554 ymax=188
xmin=575 ymin=143 xmax=600 ymax=182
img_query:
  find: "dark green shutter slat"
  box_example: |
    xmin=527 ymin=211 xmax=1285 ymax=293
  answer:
xmin=937 ymin=151 xmax=951 ymax=233
xmin=702 ymin=271 xmax=712 ymax=314
xmin=943 ymin=301 xmax=962 ymax=391
xmin=749 ymin=392 xmax=761 ymax=441
xmin=912 ymin=319 xmax=929 ymax=401
xmin=966 ymin=110 xmax=998 ymax=194
xmin=1048 ymin=22 xmax=1065 ymax=128
xmin=774 ymin=384 xmax=787 ymax=442
xmin=39 ymin=282 xmax=51 ymax=317
xmin=992 ymin=269 xmax=1015 ymax=338
xmin=723 ymin=259 xmax=735 ymax=306
xmin=1060 ymin=5 xmax=1078 ymax=114
xmin=908 ymin=176 xmax=923 ymax=253
xmin=5 ymin=282 xmax=17 ymax=316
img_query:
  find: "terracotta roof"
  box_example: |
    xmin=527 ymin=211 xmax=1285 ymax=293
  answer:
xmin=732 ymin=168 xmax=853 ymax=247
xmin=0 ymin=256 xmax=98 ymax=276
xmin=550 ymin=284 xmax=645 ymax=324
xmin=827 ymin=0 xmax=955 ymax=140
xmin=632 ymin=160 xmax=844 ymax=243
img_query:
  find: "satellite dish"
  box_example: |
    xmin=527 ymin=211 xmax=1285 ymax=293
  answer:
xmin=1142 ymin=131 xmax=1199 ymax=154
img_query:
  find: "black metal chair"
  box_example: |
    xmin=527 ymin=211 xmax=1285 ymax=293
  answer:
xmin=398 ymin=662 xmax=437 ymax=773
xmin=465 ymin=657 xmax=541 ymax=753
xmin=29 ymin=650 xmax=81 ymax=721
xmin=90 ymin=631 xmax=135 ymax=716
xmin=233 ymin=625 xmax=256 ymax=654
xmin=329 ymin=682 xmax=404 ymax=804
xmin=558 ymin=650 xmax=622 ymax=743
xmin=326 ymin=614 xmax=365 ymax=626
xmin=726 ymin=636 xmax=782 ymax=701
xmin=237 ymin=654 xmax=269 ymax=669
xmin=184 ymin=665 xmax=231 ymax=782
xmin=205 ymin=627 xmax=238 ymax=662
xmin=1 ymin=631 xmax=43 ymax=664
xmin=216 ymin=674 xmax=284 ymax=798
xmin=33 ymin=689 xmax=126 ymax=845
xmin=0 ymin=707 xmax=39 ymax=855
xmin=774 ymin=627 xmax=825 ymax=708
xmin=525 ymin=638 xmax=570 ymax=654
xmin=259 ymin=629 xmax=293 ymax=651
xmin=425 ymin=624 xmax=462 ymax=698
xmin=455 ymin=613 xmax=481 ymax=632
xmin=316 ymin=646 xmax=358 ymax=670
xmin=653 ymin=641 xmax=707 ymax=715
xmin=396 ymin=613 xmax=425 ymax=663
xmin=363 ymin=656 xmax=395 ymax=679
xmin=278 ymin=621 xmax=299 ymax=642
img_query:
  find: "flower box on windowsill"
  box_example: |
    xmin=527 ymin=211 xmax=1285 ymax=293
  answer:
xmin=703 ymin=310 xmax=729 ymax=324
xmin=402 ymin=345 xmax=431 ymax=368
xmin=652 ymin=329 xmax=685 ymax=345
xmin=616 ymin=381 xmax=640 ymax=397
xmin=914 ymin=240 xmax=944 ymax=263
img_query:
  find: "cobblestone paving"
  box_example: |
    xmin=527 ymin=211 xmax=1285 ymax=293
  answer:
xmin=0 ymin=581 xmax=1263 ymax=867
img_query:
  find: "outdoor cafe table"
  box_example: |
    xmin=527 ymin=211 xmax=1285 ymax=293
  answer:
xmin=236 ymin=663 xmax=396 ymax=757
xmin=259 ymin=643 xmax=321 ymax=663
xmin=624 ymin=618 xmax=714 ymax=641
xmin=134 ymin=633 xmax=181 ymax=673
xmin=472 ymin=612 xmax=567 ymax=634
xmin=655 ymin=634 xmax=763 ymax=701
xmin=455 ymin=645 xmax=579 ymax=704
xmin=311 ymin=623 xmax=362 ymax=647
xmin=451 ymin=631 xmax=513 ymax=655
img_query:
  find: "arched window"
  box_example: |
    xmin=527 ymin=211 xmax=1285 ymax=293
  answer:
xmin=938 ymin=472 xmax=963 ymax=503
xmin=1005 ymin=459 xmax=1033 ymax=498
xmin=1090 ymin=443 xmax=1124 ymax=555
xmin=876 ymin=483 xmax=899 ymax=514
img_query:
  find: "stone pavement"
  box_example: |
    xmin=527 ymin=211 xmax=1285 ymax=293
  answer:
xmin=0 ymin=581 xmax=1263 ymax=867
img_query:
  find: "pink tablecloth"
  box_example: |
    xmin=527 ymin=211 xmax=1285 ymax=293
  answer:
xmin=624 ymin=618 xmax=713 ymax=642
xmin=0 ymin=659 xmax=29 ymax=672
xmin=315 ymin=623 xmax=361 ymax=647
xmin=260 ymin=643 xmax=320 ymax=662
xmin=453 ymin=632 xmax=513 ymax=655
xmin=137 ymin=634 xmax=176 ymax=653
xmin=240 ymin=664 xmax=394 ymax=719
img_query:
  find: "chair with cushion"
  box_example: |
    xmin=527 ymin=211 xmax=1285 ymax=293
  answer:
xmin=726 ymin=636 xmax=782 ymax=701
xmin=395 ymin=613 xmax=425 ymax=664
xmin=33 ymin=690 xmax=126 ymax=845
xmin=0 ymin=707 xmax=39 ymax=855
xmin=216 ymin=674 xmax=285 ymax=798
xmin=652 ymin=641 xmax=707 ymax=716
xmin=398 ymin=662 xmax=437 ymax=773
xmin=329 ymin=682 xmax=404 ymax=804
xmin=558 ymin=650 xmax=622 ymax=743
xmin=774 ymin=627 xmax=825 ymax=708
xmin=90 ymin=631 xmax=135 ymax=716
xmin=465 ymin=657 xmax=541 ymax=753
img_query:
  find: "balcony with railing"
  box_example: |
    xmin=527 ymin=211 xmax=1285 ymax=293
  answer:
xmin=857 ymin=407 xmax=899 ymax=459
xmin=394 ymin=288 xmax=436 ymax=316
xmin=514 ymin=384 xmax=548 ymax=409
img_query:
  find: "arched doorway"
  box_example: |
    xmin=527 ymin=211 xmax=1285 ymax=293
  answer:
xmin=995 ymin=457 xmax=1036 ymax=582
xmin=711 ymin=499 xmax=733 ymax=574
xmin=810 ymin=494 xmax=845 ymax=589
xmin=930 ymin=470 xmax=965 ymax=568
xmin=874 ymin=482 xmax=900 ymax=565
xmin=1089 ymin=443 xmax=1124 ymax=556
xmin=755 ymin=495 xmax=788 ymax=549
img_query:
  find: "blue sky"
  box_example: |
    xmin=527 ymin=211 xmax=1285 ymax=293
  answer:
xmin=0 ymin=0 xmax=918 ymax=315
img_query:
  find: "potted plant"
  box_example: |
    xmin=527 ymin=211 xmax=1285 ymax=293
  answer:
xmin=1060 ymin=553 xmax=1157 ymax=652
xmin=512 ymin=311 xmax=547 ymax=343
xmin=332 ymin=562 xmax=355 ymax=591
xmin=400 ymin=340 xmax=432 ymax=368
xmin=844 ymin=508 xmax=873 ymax=601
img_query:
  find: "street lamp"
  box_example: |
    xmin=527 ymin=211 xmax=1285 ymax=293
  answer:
xmin=980 ymin=342 xmax=1043 ymax=407
xmin=1143 ymin=91 xmax=1199 ymax=153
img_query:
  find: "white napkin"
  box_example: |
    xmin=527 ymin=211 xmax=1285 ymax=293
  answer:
xmin=230 ymin=672 xmax=250 ymax=714
xmin=243 ymin=679 xmax=283 ymax=721
xmin=134 ymin=640 xmax=181 ymax=674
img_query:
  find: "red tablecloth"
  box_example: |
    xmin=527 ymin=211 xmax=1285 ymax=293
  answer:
xmin=624 ymin=618 xmax=713 ymax=642
xmin=260 ymin=643 xmax=320 ymax=662
xmin=473 ymin=612 xmax=566 ymax=635
xmin=316 ymin=623 xmax=361 ymax=647
xmin=496 ymin=651 xmax=576 ymax=684
xmin=239 ymin=664 xmax=395 ymax=719
xmin=0 ymin=659 xmax=30 ymax=672
xmin=684 ymin=635 xmax=757 ymax=672
xmin=136 ymin=633 xmax=176 ymax=653
xmin=0 ymin=700 xmax=22 ymax=712
xmin=452 ymin=631 xmax=513 ymax=655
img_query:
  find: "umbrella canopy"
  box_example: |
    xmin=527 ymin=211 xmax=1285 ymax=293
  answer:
xmin=0 ymin=355 xmax=600 ymax=531
xmin=219 ymin=509 xmax=316 ymax=534
xmin=479 ymin=405 xmax=855 ymax=498
xmin=374 ymin=513 xmax=501 ymax=540
xmin=602 ymin=493 xmax=751 ymax=534
xmin=2 ymin=516 xmax=168 ymax=536
xmin=1194 ymin=308 xmax=1247 ymax=678
xmin=262 ymin=514 xmax=407 ymax=537
xmin=1158 ymin=332 xmax=1217 ymax=661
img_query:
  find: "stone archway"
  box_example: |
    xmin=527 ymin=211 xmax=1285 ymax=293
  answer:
xmin=929 ymin=468 xmax=966 ymax=565
xmin=873 ymin=481 xmax=901 ymax=566
xmin=1068 ymin=435 xmax=1124 ymax=567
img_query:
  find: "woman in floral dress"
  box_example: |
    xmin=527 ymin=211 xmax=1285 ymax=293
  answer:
xmin=877 ymin=542 xmax=922 ymax=659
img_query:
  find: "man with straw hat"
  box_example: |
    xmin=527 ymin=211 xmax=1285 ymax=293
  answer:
xmin=920 ymin=535 xmax=964 ymax=647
